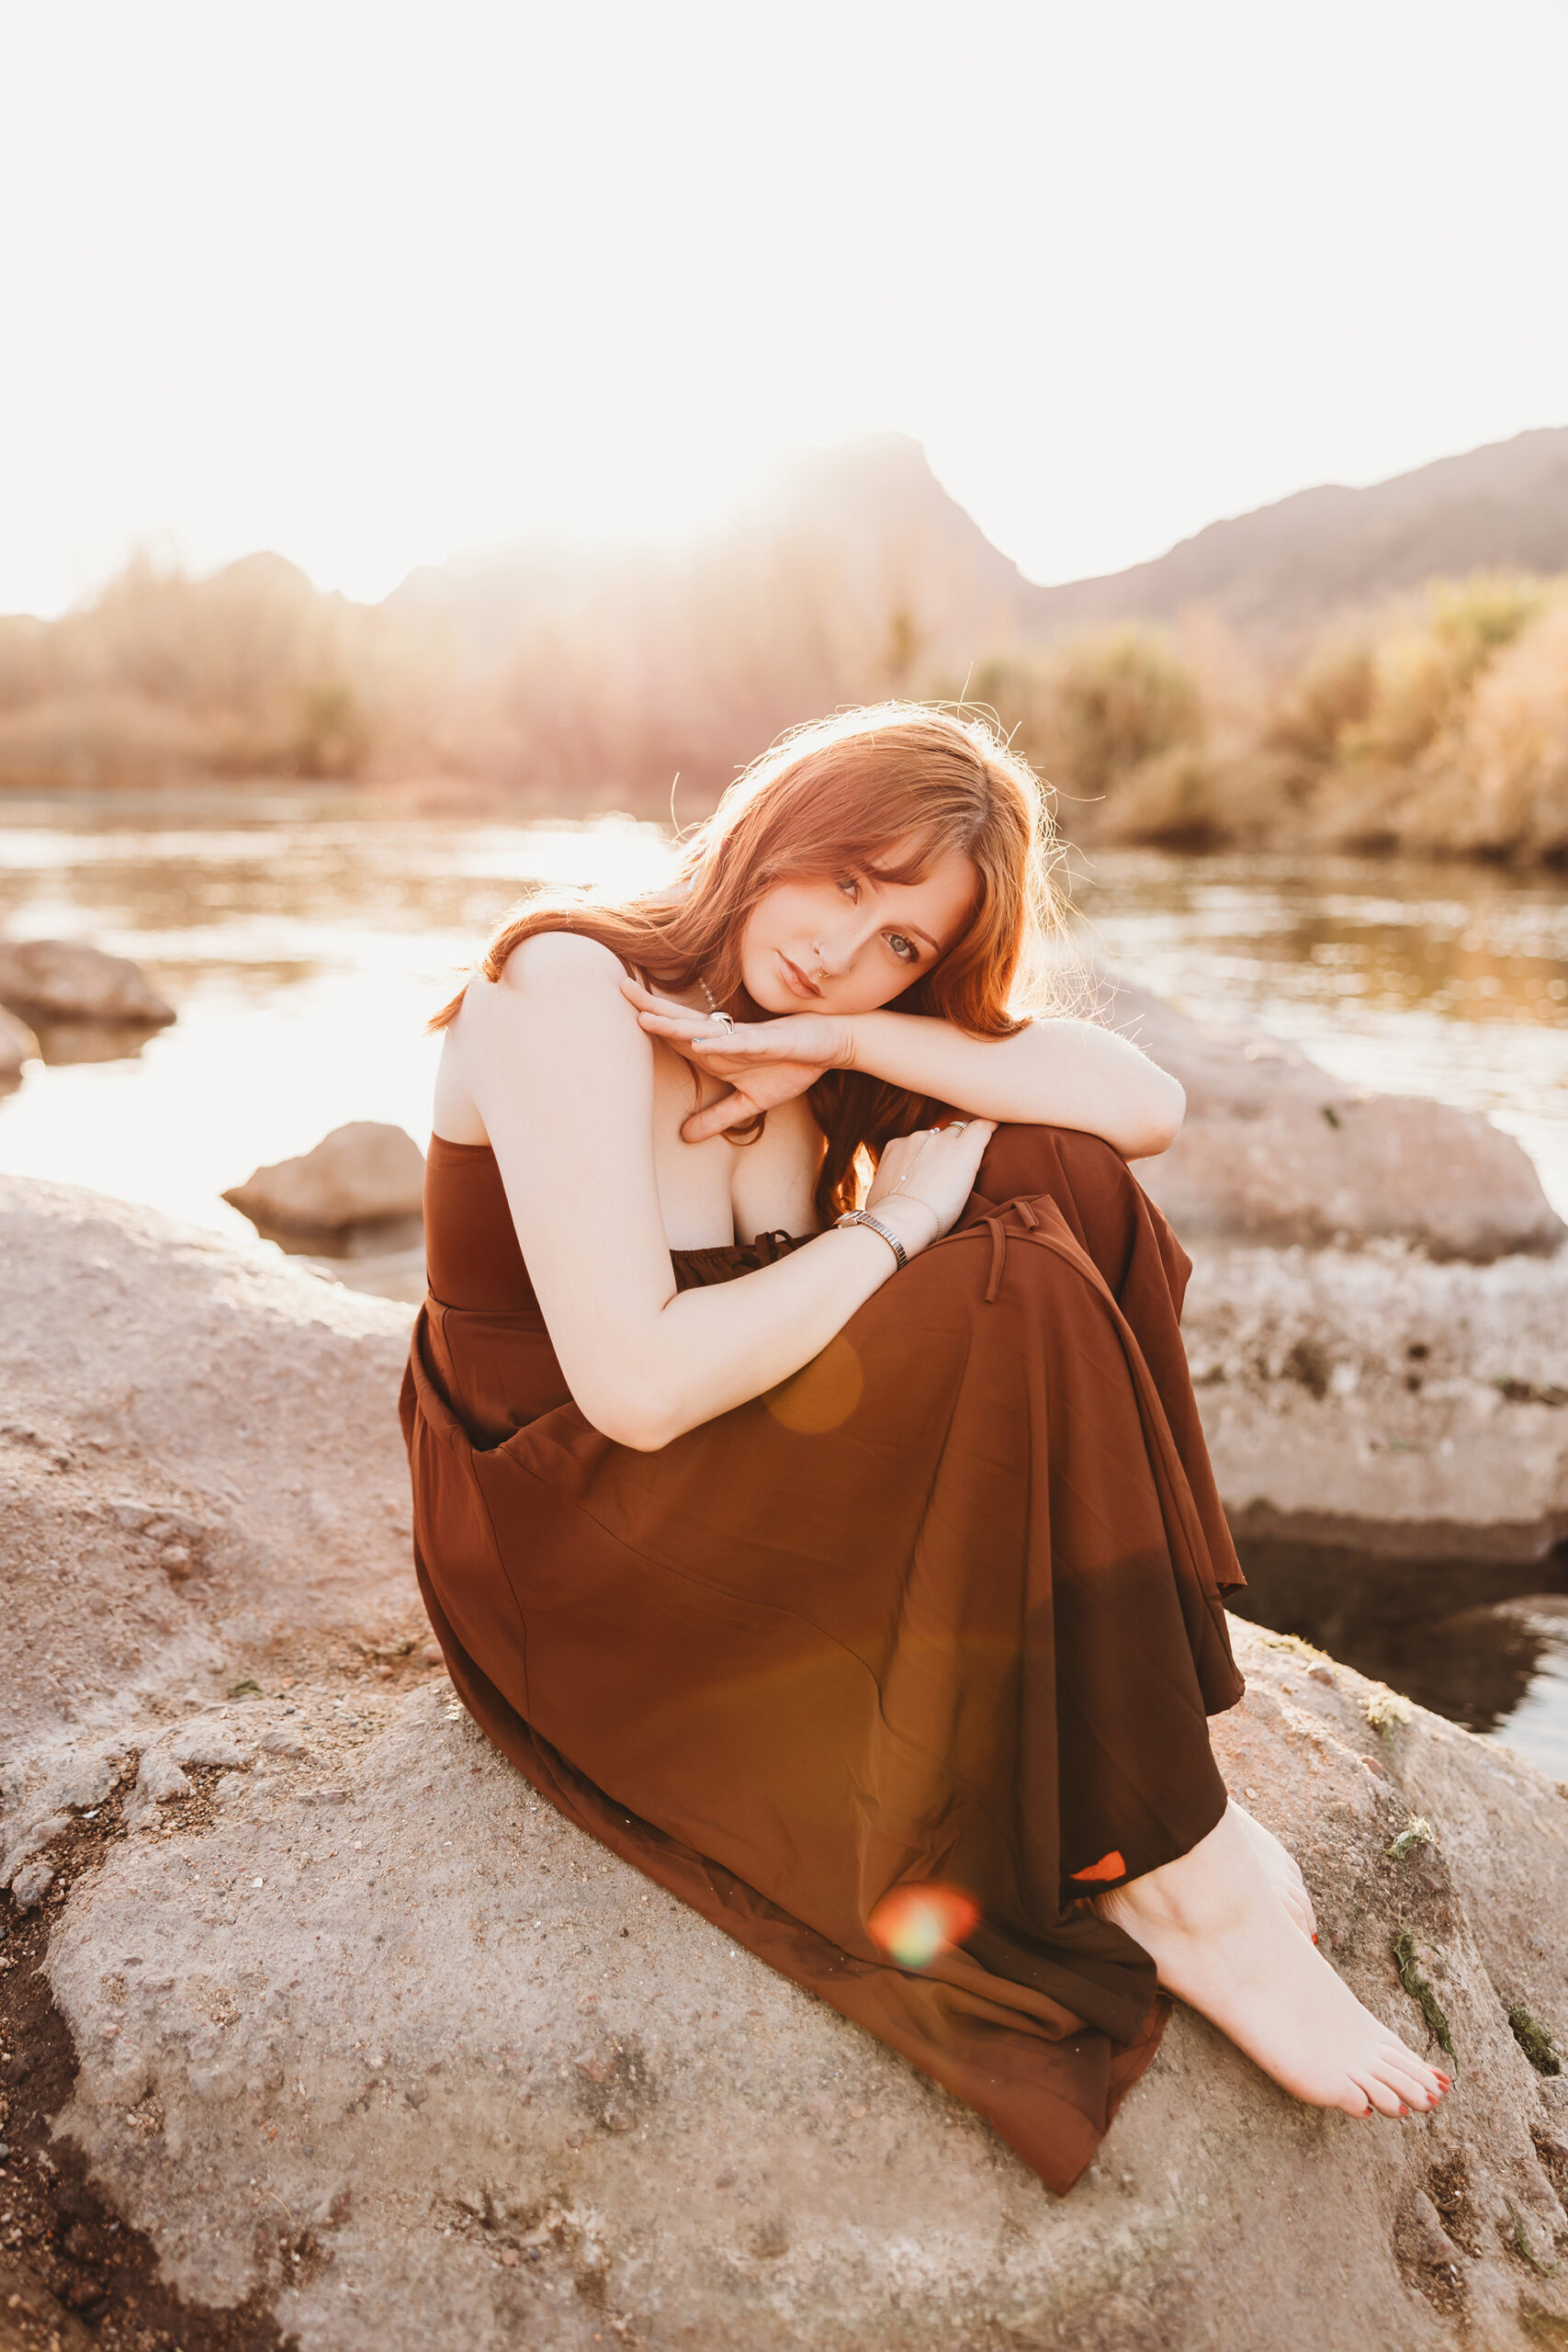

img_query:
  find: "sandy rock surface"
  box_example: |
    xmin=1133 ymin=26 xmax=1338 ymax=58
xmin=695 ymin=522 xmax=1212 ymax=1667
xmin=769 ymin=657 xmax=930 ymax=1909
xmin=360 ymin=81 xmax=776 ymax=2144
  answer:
xmin=1184 ymin=1240 xmax=1568 ymax=1558
xmin=6 ymin=1170 xmax=1568 ymax=2346
xmin=3 ymin=1632 xmax=1568 ymax=2352
xmin=0 ymin=1175 xmax=417 ymax=1750
xmin=0 ymin=938 xmax=175 ymax=1028
xmin=1115 ymin=981 xmax=1564 ymax=1261
xmin=223 ymin=1123 xmax=426 ymax=1239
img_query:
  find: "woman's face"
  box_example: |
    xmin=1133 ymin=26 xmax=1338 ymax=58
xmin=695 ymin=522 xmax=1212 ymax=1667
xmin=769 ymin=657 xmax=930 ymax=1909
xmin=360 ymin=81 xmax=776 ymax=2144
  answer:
xmin=739 ymin=838 xmax=977 ymax=1016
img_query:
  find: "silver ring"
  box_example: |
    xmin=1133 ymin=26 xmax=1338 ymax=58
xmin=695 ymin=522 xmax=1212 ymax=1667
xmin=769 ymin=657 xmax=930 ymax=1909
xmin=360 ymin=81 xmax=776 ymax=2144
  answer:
xmin=707 ymin=1010 xmax=736 ymax=1036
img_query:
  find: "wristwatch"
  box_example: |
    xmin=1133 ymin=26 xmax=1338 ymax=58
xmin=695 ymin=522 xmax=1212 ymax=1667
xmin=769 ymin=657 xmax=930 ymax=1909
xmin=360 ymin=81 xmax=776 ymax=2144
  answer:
xmin=833 ymin=1208 xmax=908 ymax=1271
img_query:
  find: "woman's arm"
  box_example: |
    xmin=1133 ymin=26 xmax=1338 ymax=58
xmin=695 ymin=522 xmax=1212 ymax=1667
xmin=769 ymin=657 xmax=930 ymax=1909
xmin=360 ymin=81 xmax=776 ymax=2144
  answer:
xmin=840 ymin=1010 xmax=1186 ymax=1159
xmin=450 ymin=933 xmax=992 ymax=1452
xmin=625 ymin=981 xmax=1185 ymax=1160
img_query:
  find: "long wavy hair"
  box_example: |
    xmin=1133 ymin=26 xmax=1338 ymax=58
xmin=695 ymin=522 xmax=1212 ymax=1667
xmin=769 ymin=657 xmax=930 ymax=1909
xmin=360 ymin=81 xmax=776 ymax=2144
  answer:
xmin=432 ymin=703 xmax=1068 ymax=1226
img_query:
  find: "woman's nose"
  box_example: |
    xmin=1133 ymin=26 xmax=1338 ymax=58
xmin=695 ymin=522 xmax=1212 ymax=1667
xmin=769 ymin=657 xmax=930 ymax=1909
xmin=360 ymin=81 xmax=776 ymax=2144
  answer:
xmin=816 ymin=917 xmax=877 ymax=977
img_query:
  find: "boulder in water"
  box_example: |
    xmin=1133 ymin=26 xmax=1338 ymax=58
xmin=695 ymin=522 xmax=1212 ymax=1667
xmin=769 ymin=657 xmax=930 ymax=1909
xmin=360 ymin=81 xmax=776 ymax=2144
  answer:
xmin=0 ymin=937 xmax=175 ymax=1027
xmin=1112 ymin=980 xmax=1563 ymax=1263
xmin=223 ymin=1120 xmax=427 ymax=1239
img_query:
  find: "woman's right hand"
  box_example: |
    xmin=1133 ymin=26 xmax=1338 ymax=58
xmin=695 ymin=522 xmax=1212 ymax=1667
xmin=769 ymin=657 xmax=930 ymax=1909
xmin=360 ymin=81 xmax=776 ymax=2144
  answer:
xmin=863 ymin=1119 xmax=997 ymax=1257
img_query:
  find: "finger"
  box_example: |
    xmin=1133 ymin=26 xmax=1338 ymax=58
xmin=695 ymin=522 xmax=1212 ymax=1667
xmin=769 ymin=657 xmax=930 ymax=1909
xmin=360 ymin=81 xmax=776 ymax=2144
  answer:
xmin=635 ymin=1006 xmax=711 ymax=1035
xmin=622 ymin=975 xmax=693 ymax=1008
xmin=942 ymin=1118 xmax=997 ymax=1159
xmin=680 ymin=1091 xmax=761 ymax=1144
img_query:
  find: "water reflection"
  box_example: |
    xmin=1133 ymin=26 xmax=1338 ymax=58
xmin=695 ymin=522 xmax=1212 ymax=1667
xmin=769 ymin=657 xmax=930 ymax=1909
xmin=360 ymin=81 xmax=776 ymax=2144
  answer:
xmin=241 ymin=1209 xmax=427 ymax=1261
xmin=29 ymin=1018 xmax=164 ymax=1067
xmin=1232 ymin=1540 xmax=1568 ymax=1775
xmin=1070 ymin=845 xmax=1568 ymax=1214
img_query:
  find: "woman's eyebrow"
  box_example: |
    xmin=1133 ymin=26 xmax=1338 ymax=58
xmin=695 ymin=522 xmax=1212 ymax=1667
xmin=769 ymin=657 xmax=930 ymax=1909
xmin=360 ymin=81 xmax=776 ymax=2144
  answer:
xmin=858 ymin=868 xmax=942 ymax=954
xmin=897 ymin=922 xmax=941 ymax=955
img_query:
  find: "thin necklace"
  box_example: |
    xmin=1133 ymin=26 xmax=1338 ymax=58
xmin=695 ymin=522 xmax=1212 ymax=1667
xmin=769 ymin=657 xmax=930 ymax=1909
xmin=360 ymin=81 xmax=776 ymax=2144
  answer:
xmin=698 ymin=975 xmax=717 ymax=1012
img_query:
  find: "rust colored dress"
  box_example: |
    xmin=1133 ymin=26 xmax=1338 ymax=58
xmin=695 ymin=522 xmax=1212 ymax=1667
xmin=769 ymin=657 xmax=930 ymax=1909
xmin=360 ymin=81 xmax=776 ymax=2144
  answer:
xmin=400 ymin=1121 xmax=1245 ymax=2196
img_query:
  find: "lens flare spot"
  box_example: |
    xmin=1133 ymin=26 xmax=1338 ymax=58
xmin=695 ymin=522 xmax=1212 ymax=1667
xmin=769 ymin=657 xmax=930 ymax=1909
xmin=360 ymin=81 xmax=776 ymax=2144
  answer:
xmin=867 ymin=1883 xmax=980 ymax=1970
xmin=764 ymin=1334 xmax=863 ymax=1433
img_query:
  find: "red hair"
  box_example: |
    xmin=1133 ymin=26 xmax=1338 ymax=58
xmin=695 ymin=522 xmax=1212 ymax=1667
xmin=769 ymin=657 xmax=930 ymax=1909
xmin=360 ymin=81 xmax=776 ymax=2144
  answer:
xmin=431 ymin=703 xmax=1067 ymax=1226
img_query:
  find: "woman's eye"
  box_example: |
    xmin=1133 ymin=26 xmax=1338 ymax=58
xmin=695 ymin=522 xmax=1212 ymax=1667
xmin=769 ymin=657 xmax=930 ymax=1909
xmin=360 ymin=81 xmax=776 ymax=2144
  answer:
xmin=836 ymin=875 xmax=860 ymax=901
xmin=887 ymin=933 xmax=919 ymax=964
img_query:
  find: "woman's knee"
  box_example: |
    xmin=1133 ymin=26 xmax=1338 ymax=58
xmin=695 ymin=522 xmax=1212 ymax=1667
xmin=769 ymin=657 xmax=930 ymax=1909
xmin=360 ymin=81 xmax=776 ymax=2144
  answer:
xmin=976 ymin=1122 xmax=1133 ymax=1207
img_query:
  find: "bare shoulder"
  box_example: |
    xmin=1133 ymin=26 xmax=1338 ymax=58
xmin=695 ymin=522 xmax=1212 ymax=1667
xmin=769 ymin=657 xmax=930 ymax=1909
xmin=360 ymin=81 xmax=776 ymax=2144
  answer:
xmin=460 ymin=931 xmax=637 ymax=1038
xmin=498 ymin=929 xmax=630 ymax=998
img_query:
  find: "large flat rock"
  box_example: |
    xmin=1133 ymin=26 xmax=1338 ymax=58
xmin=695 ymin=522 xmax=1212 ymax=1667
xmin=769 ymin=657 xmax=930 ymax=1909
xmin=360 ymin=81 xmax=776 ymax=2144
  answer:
xmin=3 ymin=1176 xmax=1568 ymax=2346
xmin=0 ymin=1176 xmax=417 ymax=1748
xmin=6 ymin=1628 xmax=1566 ymax=2350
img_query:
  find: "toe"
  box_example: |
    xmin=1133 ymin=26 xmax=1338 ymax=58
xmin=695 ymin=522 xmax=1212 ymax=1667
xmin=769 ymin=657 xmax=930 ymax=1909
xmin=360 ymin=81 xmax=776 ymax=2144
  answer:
xmin=1382 ymin=2031 xmax=1448 ymax=2107
xmin=1353 ymin=2070 xmax=1408 ymax=2120
xmin=1279 ymin=1885 xmax=1314 ymax=1938
xmin=1369 ymin=2056 xmax=1438 ymax=2110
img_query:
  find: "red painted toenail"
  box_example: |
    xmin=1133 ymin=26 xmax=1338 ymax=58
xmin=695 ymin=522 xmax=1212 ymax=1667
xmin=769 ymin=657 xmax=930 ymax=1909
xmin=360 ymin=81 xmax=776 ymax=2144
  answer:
xmin=1070 ymin=1849 xmax=1127 ymax=1883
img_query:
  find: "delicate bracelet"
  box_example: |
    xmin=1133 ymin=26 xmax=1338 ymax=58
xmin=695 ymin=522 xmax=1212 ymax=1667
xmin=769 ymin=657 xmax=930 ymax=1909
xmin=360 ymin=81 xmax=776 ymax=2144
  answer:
xmin=833 ymin=1208 xmax=908 ymax=1271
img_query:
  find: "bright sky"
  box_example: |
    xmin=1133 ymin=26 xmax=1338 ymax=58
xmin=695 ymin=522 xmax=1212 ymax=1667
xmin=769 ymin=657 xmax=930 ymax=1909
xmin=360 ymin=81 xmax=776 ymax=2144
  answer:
xmin=2 ymin=0 xmax=1565 ymax=616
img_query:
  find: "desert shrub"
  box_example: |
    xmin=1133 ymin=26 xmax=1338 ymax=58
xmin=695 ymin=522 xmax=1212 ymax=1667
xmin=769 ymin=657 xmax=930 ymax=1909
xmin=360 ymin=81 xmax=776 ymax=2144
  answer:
xmin=1090 ymin=746 xmax=1224 ymax=846
xmin=0 ymin=616 xmax=53 ymax=713
xmin=973 ymin=627 xmax=1203 ymax=812
xmin=1344 ymin=572 xmax=1552 ymax=768
xmin=0 ymin=692 xmax=214 ymax=788
xmin=1446 ymin=602 xmax=1568 ymax=860
xmin=1268 ymin=634 xmax=1376 ymax=764
xmin=1095 ymin=743 xmax=1305 ymax=849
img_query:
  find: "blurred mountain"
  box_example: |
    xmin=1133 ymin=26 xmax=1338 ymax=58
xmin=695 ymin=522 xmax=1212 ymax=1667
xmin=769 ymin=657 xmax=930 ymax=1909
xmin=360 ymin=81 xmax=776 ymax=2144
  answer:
xmin=1017 ymin=426 xmax=1568 ymax=647
xmin=388 ymin=435 xmax=1033 ymax=680
xmin=389 ymin=424 xmax=1568 ymax=668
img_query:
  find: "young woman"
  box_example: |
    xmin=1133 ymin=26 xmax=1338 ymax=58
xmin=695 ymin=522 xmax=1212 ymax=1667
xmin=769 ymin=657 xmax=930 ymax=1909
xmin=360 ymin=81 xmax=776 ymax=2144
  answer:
xmin=402 ymin=704 xmax=1447 ymax=2196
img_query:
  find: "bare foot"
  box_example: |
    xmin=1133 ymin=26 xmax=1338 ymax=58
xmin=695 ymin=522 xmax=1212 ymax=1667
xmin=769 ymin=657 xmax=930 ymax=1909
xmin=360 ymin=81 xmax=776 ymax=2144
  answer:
xmin=1230 ymin=1800 xmax=1317 ymax=1942
xmin=1098 ymin=1807 xmax=1450 ymax=2120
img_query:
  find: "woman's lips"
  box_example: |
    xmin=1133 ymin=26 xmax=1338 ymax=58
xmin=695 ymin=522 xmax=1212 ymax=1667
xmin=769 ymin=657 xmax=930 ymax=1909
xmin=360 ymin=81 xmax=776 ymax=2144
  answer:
xmin=778 ymin=953 xmax=822 ymax=1001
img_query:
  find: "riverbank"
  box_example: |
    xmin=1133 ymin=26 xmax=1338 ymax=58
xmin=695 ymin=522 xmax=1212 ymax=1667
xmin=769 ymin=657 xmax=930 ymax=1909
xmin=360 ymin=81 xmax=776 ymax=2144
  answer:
xmin=3 ymin=555 xmax=1567 ymax=865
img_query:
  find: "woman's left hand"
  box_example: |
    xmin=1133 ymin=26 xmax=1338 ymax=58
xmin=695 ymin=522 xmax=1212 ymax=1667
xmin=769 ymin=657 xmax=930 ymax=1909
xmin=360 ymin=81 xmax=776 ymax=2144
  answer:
xmin=620 ymin=978 xmax=852 ymax=1143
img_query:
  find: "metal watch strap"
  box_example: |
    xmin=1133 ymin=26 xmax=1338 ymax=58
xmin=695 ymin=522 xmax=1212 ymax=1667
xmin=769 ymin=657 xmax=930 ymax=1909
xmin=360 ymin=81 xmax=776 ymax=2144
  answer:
xmin=833 ymin=1209 xmax=908 ymax=1271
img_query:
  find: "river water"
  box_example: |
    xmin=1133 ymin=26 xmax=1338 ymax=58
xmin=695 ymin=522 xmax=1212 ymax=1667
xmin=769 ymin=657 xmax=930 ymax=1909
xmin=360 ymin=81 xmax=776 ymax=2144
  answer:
xmin=3 ymin=787 xmax=1566 ymax=1763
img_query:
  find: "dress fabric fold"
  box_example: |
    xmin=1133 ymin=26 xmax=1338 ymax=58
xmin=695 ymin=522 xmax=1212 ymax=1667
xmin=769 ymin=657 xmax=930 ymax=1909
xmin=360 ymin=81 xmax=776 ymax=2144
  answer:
xmin=400 ymin=1121 xmax=1246 ymax=2196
